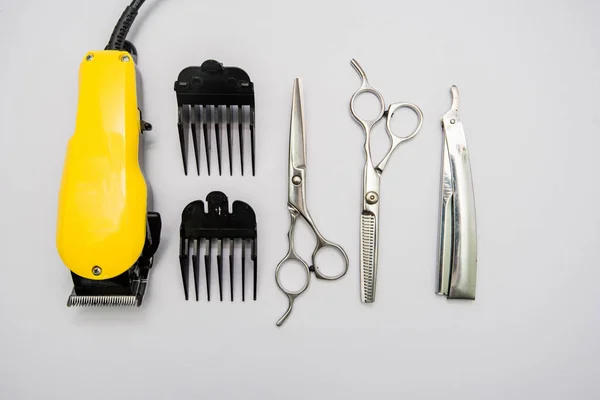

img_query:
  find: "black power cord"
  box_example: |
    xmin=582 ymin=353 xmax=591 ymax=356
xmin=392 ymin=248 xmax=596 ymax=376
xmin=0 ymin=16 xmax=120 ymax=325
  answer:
xmin=105 ymin=0 xmax=146 ymax=51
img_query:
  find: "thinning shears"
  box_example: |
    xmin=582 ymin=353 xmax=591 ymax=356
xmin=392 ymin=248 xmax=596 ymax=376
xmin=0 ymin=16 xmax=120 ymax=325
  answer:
xmin=350 ymin=59 xmax=424 ymax=303
xmin=275 ymin=78 xmax=349 ymax=326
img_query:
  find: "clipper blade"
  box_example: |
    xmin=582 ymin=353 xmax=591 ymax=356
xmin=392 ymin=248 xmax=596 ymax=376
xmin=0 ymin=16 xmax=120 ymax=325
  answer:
xmin=67 ymin=293 xmax=139 ymax=307
xmin=175 ymin=60 xmax=256 ymax=176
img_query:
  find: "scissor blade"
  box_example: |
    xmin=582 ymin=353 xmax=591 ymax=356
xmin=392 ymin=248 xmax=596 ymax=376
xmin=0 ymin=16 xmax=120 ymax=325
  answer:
xmin=360 ymin=212 xmax=378 ymax=303
xmin=290 ymin=78 xmax=306 ymax=169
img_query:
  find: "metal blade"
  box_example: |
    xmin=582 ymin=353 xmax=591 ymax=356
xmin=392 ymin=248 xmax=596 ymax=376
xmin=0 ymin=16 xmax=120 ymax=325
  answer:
xmin=204 ymin=238 xmax=212 ymax=301
xmin=177 ymin=105 xmax=190 ymax=175
xmin=360 ymin=212 xmax=377 ymax=303
xmin=192 ymin=239 xmax=200 ymax=301
xmin=238 ymin=105 xmax=244 ymax=175
xmin=437 ymin=137 xmax=453 ymax=296
xmin=217 ymin=239 xmax=223 ymax=301
xmin=242 ymin=239 xmax=246 ymax=301
xmin=227 ymin=105 xmax=233 ymax=176
xmin=290 ymin=78 xmax=306 ymax=169
xmin=179 ymin=237 xmax=189 ymax=300
xmin=443 ymin=85 xmax=477 ymax=300
xmin=250 ymin=106 xmax=256 ymax=176
xmin=229 ymin=238 xmax=235 ymax=301
xmin=203 ymin=105 xmax=212 ymax=175
xmin=215 ymin=105 xmax=223 ymax=175
xmin=252 ymin=238 xmax=257 ymax=300
xmin=191 ymin=106 xmax=201 ymax=175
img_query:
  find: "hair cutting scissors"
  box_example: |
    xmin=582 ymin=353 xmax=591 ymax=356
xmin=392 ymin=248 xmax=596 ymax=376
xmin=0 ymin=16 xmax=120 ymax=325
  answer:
xmin=349 ymin=59 xmax=424 ymax=303
xmin=275 ymin=78 xmax=349 ymax=326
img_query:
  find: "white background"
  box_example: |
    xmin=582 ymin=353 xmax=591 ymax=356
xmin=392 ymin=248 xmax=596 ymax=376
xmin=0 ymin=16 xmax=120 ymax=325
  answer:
xmin=1 ymin=0 xmax=599 ymax=398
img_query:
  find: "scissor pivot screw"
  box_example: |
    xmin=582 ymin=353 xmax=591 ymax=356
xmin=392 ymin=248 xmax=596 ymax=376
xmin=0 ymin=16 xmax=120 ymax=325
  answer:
xmin=366 ymin=192 xmax=379 ymax=204
xmin=450 ymin=119 xmax=456 ymax=124
xmin=92 ymin=266 xmax=102 ymax=276
xmin=121 ymin=55 xmax=131 ymax=62
xmin=292 ymin=175 xmax=302 ymax=185
xmin=85 ymin=54 xmax=94 ymax=61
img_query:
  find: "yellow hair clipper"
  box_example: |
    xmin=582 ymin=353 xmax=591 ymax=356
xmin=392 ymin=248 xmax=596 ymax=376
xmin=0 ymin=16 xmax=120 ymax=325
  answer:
xmin=57 ymin=0 xmax=161 ymax=307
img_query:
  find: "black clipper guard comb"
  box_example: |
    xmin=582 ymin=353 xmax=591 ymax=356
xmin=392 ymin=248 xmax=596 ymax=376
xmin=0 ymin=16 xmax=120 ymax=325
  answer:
xmin=179 ymin=191 xmax=257 ymax=301
xmin=175 ymin=60 xmax=255 ymax=176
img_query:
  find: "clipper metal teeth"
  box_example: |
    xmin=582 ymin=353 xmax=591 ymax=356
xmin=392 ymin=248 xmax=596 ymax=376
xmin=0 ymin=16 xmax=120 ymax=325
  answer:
xmin=179 ymin=192 xmax=258 ymax=301
xmin=66 ymin=212 xmax=162 ymax=307
xmin=67 ymin=294 xmax=139 ymax=307
xmin=175 ymin=60 xmax=255 ymax=176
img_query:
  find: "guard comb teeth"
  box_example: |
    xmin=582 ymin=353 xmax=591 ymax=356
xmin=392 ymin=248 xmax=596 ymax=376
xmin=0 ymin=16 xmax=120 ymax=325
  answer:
xmin=179 ymin=192 xmax=258 ymax=301
xmin=175 ymin=60 xmax=255 ymax=176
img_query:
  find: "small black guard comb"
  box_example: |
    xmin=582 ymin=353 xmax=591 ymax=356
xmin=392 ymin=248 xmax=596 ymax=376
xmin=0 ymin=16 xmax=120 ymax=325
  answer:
xmin=179 ymin=191 xmax=257 ymax=301
xmin=175 ymin=60 xmax=256 ymax=176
